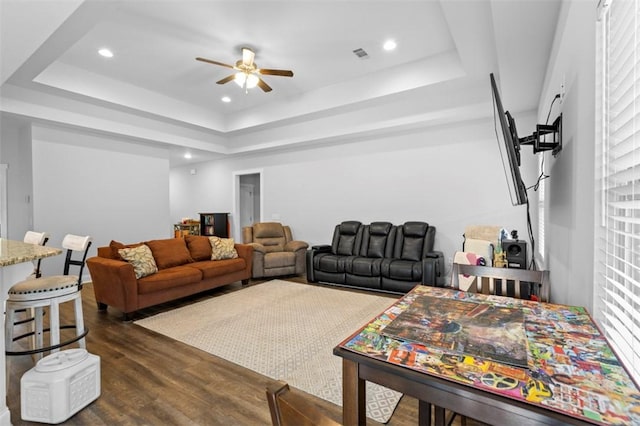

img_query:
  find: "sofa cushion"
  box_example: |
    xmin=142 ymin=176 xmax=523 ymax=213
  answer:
xmin=315 ymin=253 xmax=349 ymax=273
xmin=209 ymin=237 xmax=238 ymax=260
xmin=333 ymin=221 xmax=362 ymax=256
xmin=382 ymin=259 xmax=422 ymax=281
xmin=146 ymin=238 xmax=194 ymax=270
xmin=185 ymin=235 xmax=212 ymax=261
xmin=109 ymin=240 xmax=143 ymax=260
xmin=188 ymin=258 xmax=246 ymax=279
xmin=365 ymin=222 xmax=393 ymax=258
xmin=137 ymin=265 xmax=202 ymax=294
xmin=118 ymin=244 xmax=158 ymax=279
xmin=399 ymin=222 xmax=429 ymax=261
xmin=264 ymin=252 xmax=296 ymax=269
xmin=349 ymin=257 xmax=382 ymax=277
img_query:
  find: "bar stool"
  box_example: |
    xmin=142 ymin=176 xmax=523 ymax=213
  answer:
xmin=23 ymin=231 xmax=49 ymax=279
xmin=5 ymin=234 xmax=92 ymax=359
xmin=12 ymin=231 xmax=50 ymax=351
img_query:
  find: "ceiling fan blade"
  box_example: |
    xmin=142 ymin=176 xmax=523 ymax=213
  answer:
xmin=216 ymin=74 xmax=236 ymax=85
xmin=196 ymin=57 xmax=234 ymax=69
xmin=242 ymin=48 xmax=255 ymax=67
xmin=258 ymin=68 xmax=294 ymax=77
xmin=257 ymin=78 xmax=272 ymax=92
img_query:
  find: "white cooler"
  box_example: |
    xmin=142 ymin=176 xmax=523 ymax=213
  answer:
xmin=21 ymin=348 xmax=101 ymax=424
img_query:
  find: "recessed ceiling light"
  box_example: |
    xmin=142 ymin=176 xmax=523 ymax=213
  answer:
xmin=383 ymin=40 xmax=397 ymax=51
xmin=221 ymin=96 xmax=231 ymax=103
xmin=184 ymin=153 xmax=192 ymax=159
xmin=98 ymin=48 xmax=113 ymax=58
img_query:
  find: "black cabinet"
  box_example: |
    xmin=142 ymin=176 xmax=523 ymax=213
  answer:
xmin=199 ymin=213 xmax=229 ymax=238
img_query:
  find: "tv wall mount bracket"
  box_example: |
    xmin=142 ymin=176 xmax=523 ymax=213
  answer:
xmin=519 ymin=113 xmax=562 ymax=156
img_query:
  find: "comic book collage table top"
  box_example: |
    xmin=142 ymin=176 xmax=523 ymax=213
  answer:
xmin=338 ymin=285 xmax=640 ymax=425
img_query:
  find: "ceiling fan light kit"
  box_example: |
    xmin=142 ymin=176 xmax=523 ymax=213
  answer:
xmin=234 ymin=72 xmax=259 ymax=89
xmin=196 ymin=47 xmax=293 ymax=93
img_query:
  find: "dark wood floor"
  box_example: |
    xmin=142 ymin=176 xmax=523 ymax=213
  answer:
xmin=7 ymin=277 xmax=487 ymax=425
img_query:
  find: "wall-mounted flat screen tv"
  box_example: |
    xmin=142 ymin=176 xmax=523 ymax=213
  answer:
xmin=490 ymin=73 xmax=528 ymax=206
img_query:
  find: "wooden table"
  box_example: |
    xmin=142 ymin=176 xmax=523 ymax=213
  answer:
xmin=0 ymin=239 xmax=61 ymax=425
xmin=334 ymin=285 xmax=640 ymax=426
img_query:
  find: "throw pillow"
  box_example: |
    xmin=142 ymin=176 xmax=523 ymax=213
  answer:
xmin=209 ymin=237 xmax=238 ymax=260
xmin=118 ymin=244 xmax=158 ymax=279
xmin=109 ymin=240 xmax=143 ymax=260
xmin=185 ymin=235 xmax=213 ymax=261
xmin=145 ymin=238 xmax=193 ymax=269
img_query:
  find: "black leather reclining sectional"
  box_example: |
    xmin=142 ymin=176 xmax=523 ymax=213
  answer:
xmin=306 ymin=221 xmax=444 ymax=293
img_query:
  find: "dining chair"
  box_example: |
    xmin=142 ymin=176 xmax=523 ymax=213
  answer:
xmin=449 ymin=263 xmax=550 ymax=425
xmin=451 ymin=263 xmax=550 ymax=303
xmin=5 ymin=234 xmax=92 ymax=360
xmin=266 ymin=380 xmax=341 ymax=426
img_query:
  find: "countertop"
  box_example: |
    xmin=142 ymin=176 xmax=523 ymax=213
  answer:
xmin=0 ymin=238 xmax=62 ymax=267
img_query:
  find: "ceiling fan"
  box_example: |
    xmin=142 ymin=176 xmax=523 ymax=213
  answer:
xmin=196 ymin=47 xmax=293 ymax=93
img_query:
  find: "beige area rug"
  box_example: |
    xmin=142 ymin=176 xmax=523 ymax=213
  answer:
xmin=134 ymin=280 xmax=403 ymax=423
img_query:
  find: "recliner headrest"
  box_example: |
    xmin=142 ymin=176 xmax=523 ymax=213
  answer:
xmin=339 ymin=221 xmax=361 ymax=235
xmin=403 ymin=222 xmax=428 ymax=237
xmin=254 ymin=222 xmax=285 ymax=239
xmin=369 ymin=222 xmax=392 ymax=235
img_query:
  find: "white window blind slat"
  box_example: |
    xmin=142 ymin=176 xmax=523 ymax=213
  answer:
xmin=605 ymin=227 xmax=640 ymax=243
xmin=596 ymin=0 xmax=640 ymax=384
xmin=608 ymin=198 xmax=640 ymax=208
xmin=607 ymin=161 xmax=640 ymax=183
xmin=603 ymin=273 xmax=640 ymax=303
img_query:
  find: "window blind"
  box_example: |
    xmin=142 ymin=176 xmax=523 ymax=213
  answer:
xmin=596 ymin=0 xmax=640 ymax=383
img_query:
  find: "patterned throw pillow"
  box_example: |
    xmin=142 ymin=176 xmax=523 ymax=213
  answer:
xmin=209 ymin=237 xmax=238 ymax=260
xmin=118 ymin=244 xmax=158 ymax=279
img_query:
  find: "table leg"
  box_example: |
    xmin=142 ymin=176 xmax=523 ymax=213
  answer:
xmin=434 ymin=405 xmax=446 ymax=426
xmin=342 ymin=358 xmax=366 ymax=426
xmin=418 ymin=400 xmax=431 ymax=426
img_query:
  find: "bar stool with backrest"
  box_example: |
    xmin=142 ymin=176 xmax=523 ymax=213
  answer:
xmin=5 ymin=234 xmax=92 ymax=359
xmin=23 ymin=231 xmax=49 ymax=279
xmin=14 ymin=232 xmax=50 ymax=346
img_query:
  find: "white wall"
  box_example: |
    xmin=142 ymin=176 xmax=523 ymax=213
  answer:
xmin=31 ymin=124 xmax=171 ymax=276
xmin=171 ymin=116 xmax=535 ymax=278
xmin=0 ymin=117 xmax=35 ymax=240
xmin=536 ymin=0 xmax=596 ymax=309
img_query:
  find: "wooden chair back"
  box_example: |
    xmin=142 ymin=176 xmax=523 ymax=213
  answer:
xmin=266 ymin=381 xmax=341 ymax=426
xmin=451 ymin=263 xmax=550 ymax=303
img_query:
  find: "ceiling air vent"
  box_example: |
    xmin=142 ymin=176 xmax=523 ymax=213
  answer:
xmin=352 ymin=48 xmax=369 ymax=59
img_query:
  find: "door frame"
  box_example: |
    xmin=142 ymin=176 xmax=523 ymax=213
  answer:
xmin=0 ymin=164 xmax=7 ymax=238
xmin=232 ymin=168 xmax=263 ymax=240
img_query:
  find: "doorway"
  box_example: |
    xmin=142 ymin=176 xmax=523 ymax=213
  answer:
xmin=239 ymin=183 xmax=256 ymax=228
xmin=232 ymin=169 xmax=263 ymax=240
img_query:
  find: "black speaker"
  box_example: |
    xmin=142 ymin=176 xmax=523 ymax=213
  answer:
xmin=503 ymin=240 xmax=527 ymax=269
xmin=498 ymin=240 xmax=530 ymax=299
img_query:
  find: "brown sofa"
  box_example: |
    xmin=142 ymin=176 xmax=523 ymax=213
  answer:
xmin=86 ymin=235 xmax=253 ymax=320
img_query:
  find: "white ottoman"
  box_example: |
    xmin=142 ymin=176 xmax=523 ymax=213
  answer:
xmin=21 ymin=348 xmax=100 ymax=424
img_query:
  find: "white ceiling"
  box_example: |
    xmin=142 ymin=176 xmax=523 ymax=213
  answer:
xmin=0 ymin=0 xmax=561 ymax=167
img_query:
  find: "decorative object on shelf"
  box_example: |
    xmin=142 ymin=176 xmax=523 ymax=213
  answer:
xmin=173 ymin=221 xmax=200 ymax=238
xmin=199 ymin=213 xmax=229 ymax=238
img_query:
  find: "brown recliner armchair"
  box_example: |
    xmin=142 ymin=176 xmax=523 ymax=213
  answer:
xmin=242 ymin=222 xmax=309 ymax=278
